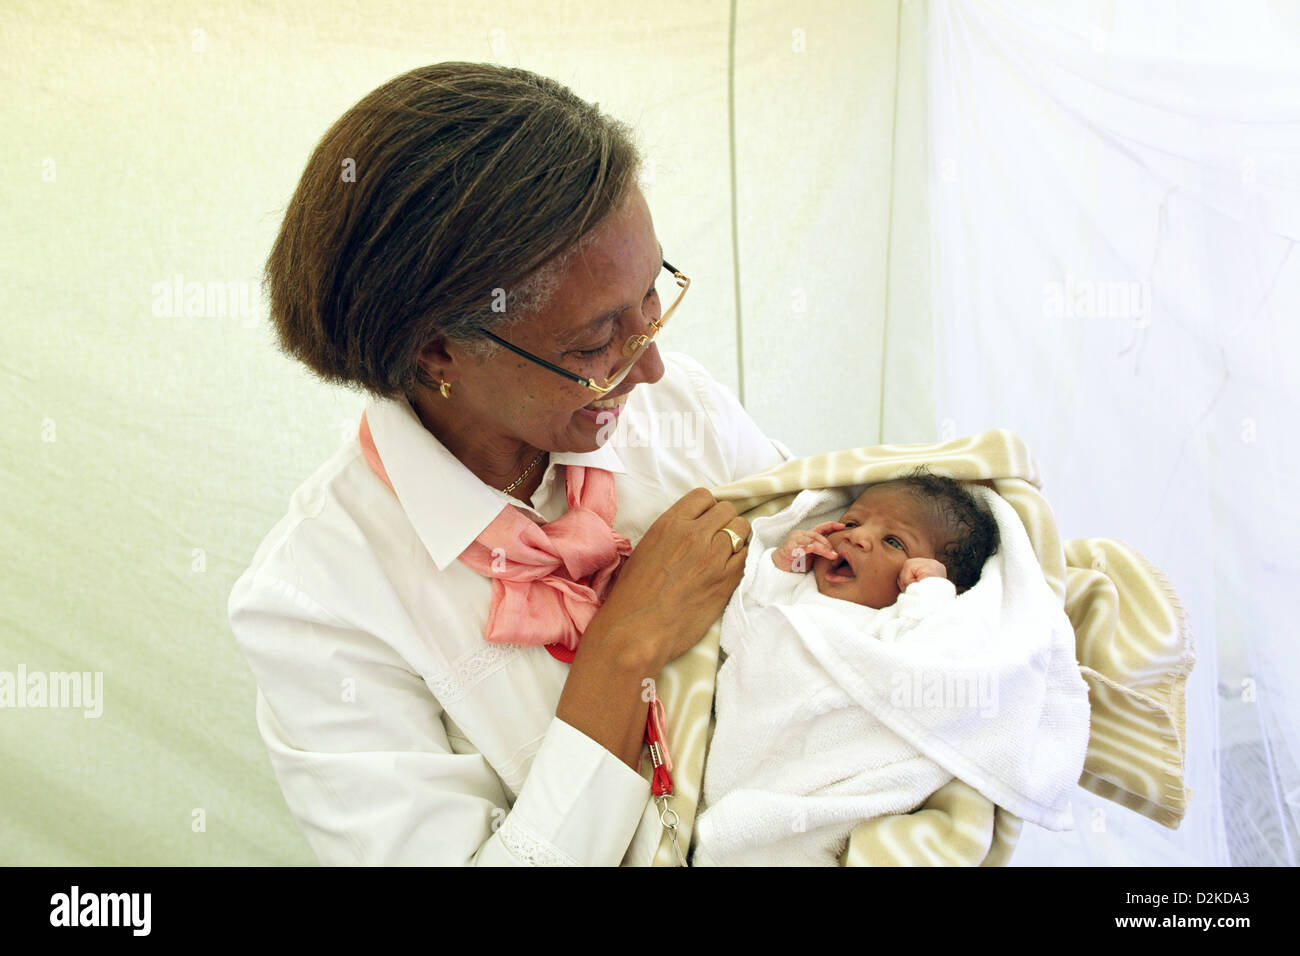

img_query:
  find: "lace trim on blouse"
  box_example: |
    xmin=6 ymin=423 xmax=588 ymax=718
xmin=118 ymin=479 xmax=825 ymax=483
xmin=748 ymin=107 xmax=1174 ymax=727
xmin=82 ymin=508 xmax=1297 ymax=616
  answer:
xmin=497 ymin=816 xmax=577 ymax=867
xmin=425 ymin=642 xmax=520 ymax=704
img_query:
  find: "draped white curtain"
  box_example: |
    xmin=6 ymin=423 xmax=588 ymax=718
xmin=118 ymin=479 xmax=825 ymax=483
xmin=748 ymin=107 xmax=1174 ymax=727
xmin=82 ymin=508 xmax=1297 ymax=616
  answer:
xmin=923 ymin=0 xmax=1300 ymax=864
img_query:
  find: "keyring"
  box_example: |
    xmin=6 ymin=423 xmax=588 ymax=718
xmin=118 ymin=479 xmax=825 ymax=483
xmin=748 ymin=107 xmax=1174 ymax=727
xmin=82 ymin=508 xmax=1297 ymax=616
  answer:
xmin=657 ymin=795 xmax=688 ymax=866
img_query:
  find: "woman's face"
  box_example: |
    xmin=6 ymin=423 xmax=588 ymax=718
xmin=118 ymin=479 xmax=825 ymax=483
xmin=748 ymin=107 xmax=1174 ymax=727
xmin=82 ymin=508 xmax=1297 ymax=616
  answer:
xmin=445 ymin=185 xmax=667 ymax=455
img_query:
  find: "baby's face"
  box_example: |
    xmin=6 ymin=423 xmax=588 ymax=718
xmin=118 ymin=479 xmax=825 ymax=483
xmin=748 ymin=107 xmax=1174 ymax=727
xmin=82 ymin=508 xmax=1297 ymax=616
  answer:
xmin=812 ymin=485 xmax=943 ymax=609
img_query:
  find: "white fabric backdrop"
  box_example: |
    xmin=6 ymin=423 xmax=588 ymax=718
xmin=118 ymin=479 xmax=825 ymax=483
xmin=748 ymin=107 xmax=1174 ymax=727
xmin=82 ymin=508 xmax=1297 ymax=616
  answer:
xmin=5 ymin=0 xmax=1294 ymax=865
xmin=924 ymin=0 xmax=1300 ymax=865
xmin=0 ymin=0 xmax=915 ymax=865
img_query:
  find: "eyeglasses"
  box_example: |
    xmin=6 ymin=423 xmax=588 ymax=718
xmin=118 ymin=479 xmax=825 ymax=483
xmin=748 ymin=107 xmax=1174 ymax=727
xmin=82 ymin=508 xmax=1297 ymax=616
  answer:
xmin=480 ymin=259 xmax=689 ymax=396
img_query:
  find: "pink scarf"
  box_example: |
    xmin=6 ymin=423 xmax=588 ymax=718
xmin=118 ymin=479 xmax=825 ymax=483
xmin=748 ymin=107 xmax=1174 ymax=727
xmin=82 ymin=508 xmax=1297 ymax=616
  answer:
xmin=358 ymin=410 xmax=631 ymax=660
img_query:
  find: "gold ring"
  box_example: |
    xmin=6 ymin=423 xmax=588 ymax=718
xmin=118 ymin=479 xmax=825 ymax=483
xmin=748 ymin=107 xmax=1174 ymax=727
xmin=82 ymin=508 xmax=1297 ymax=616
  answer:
xmin=720 ymin=528 xmax=745 ymax=554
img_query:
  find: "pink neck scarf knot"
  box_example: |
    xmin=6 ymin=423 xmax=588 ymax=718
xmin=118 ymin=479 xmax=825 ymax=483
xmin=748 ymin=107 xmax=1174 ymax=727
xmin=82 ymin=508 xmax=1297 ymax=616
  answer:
xmin=359 ymin=410 xmax=629 ymax=655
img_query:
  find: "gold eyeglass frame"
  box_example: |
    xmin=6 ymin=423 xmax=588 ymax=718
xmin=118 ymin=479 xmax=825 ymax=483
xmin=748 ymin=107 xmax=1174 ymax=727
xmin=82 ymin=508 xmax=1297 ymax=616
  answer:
xmin=480 ymin=259 xmax=689 ymax=396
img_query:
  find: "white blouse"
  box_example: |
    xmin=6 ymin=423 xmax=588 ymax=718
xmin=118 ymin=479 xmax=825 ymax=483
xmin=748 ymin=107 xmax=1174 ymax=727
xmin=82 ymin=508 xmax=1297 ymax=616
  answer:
xmin=228 ymin=352 xmax=792 ymax=865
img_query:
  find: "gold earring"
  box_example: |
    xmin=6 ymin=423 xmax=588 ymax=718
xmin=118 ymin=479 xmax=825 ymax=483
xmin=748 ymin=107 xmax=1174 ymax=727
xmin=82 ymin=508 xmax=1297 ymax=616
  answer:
xmin=439 ymin=380 xmax=452 ymax=399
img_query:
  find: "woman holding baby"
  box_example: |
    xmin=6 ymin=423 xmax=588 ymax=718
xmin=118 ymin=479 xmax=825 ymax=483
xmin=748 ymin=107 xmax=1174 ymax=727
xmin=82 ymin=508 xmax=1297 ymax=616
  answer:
xmin=228 ymin=62 xmax=792 ymax=864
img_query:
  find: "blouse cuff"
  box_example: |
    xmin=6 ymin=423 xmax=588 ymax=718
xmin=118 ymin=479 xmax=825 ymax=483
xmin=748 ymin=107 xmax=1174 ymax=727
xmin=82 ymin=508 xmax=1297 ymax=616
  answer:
xmin=491 ymin=716 xmax=650 ymax=866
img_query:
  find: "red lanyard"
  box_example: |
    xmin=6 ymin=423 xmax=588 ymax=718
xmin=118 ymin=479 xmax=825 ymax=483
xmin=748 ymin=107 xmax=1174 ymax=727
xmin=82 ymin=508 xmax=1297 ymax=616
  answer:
xmin=643 ymin=692 xmax=674 ymax=797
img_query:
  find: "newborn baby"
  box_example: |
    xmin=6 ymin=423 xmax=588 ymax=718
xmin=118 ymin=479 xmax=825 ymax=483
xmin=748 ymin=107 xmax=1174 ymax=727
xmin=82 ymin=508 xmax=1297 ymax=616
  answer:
xmin=696 ymin=470 xmax=1052 ymax=866
xmin=750 ymin=471 xmax=999 ymax=620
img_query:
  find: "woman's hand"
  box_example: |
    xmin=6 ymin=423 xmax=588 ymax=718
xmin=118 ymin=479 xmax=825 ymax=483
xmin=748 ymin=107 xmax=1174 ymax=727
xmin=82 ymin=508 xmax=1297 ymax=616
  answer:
xmin=590 ymin=487 xmax=751 ymax=672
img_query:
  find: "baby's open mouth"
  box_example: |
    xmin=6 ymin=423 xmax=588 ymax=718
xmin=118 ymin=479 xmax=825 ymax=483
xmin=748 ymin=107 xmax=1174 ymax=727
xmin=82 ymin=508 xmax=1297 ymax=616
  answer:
xmin=824 ymin=552 xmax=856 ymax=582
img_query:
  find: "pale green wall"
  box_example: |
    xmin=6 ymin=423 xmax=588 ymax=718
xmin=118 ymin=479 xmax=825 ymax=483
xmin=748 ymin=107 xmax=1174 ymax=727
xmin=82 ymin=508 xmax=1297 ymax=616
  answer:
xmin=1 ymin=0 xmax=927 ymax=864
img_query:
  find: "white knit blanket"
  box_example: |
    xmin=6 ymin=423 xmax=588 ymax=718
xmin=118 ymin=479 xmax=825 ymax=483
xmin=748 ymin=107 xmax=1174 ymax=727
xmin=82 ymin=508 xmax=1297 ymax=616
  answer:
xmin=694 ymin=485 xmax=1091 ymax=866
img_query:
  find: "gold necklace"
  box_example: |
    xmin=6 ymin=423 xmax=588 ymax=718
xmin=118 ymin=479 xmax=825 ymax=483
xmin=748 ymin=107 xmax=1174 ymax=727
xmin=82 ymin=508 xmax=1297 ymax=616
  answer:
xmin=406 ymin=396 xmax=546 ymax=496
xmin=502 ymin=450 xmax=547 ymax=495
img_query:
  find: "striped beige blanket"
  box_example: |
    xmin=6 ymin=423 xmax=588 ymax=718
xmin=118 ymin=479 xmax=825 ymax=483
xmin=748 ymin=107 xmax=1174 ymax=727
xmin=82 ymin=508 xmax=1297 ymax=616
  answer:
xmin=641 ymin=429 xmax=1193 ymax=866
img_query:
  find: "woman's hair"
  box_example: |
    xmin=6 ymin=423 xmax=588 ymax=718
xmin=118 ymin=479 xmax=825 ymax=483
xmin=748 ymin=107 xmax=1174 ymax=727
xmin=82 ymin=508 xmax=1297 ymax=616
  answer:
xmin=264 ymin=62 xmax=643 ymax=399
xmin=885 ymin=467 xmax=1001 ymax=591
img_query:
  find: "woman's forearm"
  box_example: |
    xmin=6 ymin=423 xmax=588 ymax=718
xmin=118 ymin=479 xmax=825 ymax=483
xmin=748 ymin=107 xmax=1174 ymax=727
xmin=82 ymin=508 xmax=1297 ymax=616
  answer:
xmin=554 ymin=487 xmax=748 ymax=770
xmin=555 ymin=617 xmax=665 ymax=770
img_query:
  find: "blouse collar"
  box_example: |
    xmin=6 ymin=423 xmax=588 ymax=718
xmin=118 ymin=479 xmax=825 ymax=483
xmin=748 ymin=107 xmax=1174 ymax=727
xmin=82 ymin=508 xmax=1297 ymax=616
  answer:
xmin=363 ymin=397 xmax=627 ymax=571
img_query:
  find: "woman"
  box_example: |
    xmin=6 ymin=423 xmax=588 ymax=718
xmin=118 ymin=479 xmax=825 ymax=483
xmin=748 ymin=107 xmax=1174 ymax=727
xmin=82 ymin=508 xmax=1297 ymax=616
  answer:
xmin=229 ymin=62 xmax=791 ymax=865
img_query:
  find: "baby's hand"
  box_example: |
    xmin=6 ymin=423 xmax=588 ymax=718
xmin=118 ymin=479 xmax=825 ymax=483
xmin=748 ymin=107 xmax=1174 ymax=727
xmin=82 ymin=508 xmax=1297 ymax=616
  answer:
xmin=899 ymin=557 xmax=947 ymax=590
xmin=773 ymin=522 xmax=844 ymax=573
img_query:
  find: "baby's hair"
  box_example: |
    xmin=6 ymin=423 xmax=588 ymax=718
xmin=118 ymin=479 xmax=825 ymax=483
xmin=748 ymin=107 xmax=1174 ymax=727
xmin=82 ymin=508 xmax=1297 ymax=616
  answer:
xmin=876 ymin=466 xmax=1000 ymax=592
